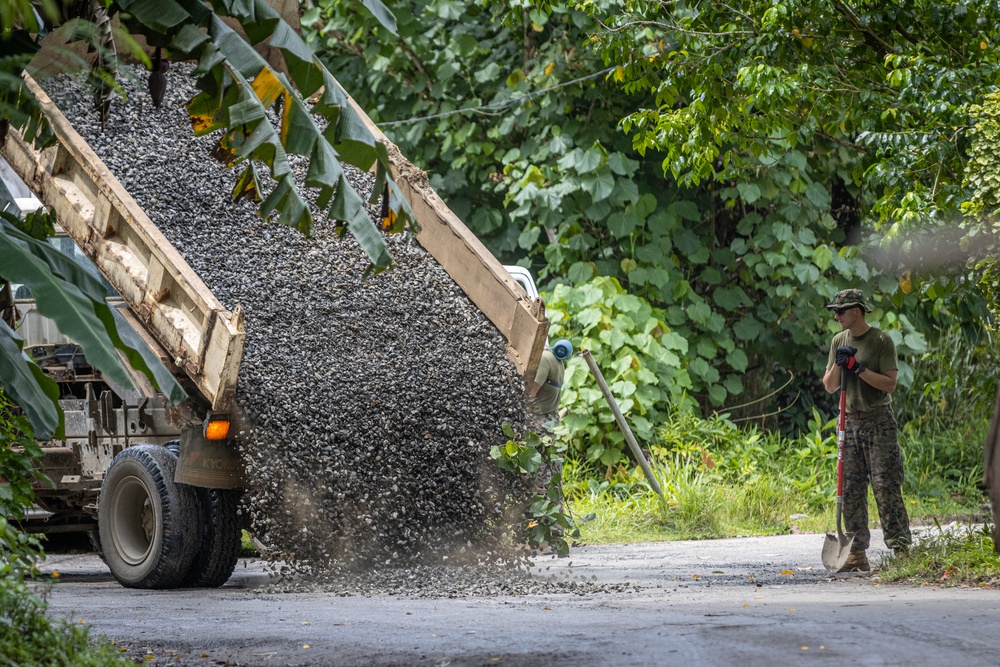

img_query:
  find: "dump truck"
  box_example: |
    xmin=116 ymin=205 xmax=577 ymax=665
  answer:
xmin=3 ymin=72 xmax=548 ymax=589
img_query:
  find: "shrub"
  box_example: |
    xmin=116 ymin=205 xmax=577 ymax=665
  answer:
xmin=1 ymin=390 xmax=127 ymax=666
xmin=0 ymin=572 xmax=131 ymax=667
xmin=0 ymin=389 xmax=44 ymax=572
xmin=546 ymin=276 xmax=694 ymax=466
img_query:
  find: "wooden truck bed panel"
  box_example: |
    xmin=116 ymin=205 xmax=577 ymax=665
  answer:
xmin=3 ymin=74 xmax=245 ymax=412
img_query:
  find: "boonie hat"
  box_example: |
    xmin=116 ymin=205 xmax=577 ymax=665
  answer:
xmin=825 ymin=288 xmax=873 ymax=313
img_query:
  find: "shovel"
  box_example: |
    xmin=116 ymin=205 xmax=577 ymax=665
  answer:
xmin=822 ymin=369 xmax=856 ymax=572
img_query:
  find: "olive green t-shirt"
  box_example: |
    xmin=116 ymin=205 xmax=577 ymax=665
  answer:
xmin=529 ymin=350 xmax=564 ymax=415
xmin=827 ymin=327 xmax=898 ymax=413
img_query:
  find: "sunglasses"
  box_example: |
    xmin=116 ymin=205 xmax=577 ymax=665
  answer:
xmin=832 ymin=306 xmax=855 ymax=316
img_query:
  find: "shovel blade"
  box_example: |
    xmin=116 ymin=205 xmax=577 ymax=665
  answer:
xmin=821 ymin=530 xmax=856 ymax=572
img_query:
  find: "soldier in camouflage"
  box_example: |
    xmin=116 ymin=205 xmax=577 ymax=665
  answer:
xmin=821 ymin=289 xmax=912 ymax=572
xmin=526 ymin=339 xmax=573 ymax=509
xmin=527 ymin=339 xmax=573 ymax=433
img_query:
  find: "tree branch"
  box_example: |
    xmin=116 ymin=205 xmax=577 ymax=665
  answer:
xmin=830 ymin=0 xmax=899 ymax=58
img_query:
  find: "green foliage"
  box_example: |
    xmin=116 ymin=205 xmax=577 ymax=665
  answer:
xmin=964 ymin=91 xmax=1000 ymax=323
xmin=963 ymin=91 xmax=1000 ymax=220
xmin=308 ymin=0 xmax=632 ymax=257
xmin=315 ymin=0 xmax=989 ymax=425
xmin=492 ymin=423 xmax=544 ymax=475
xmin=545 ymin=276 xmax=693 ymax=465
xmin=604 ymin=1 xmax=1000 ymax=231
xmin=787 ymin=411 xmax=840 ymax=506
xmin=0 ymin=50 xmax=43 ymax=139
xmin=0 ymin=391 xmax=133 ymax=666
xmin=891 ymin=319 xmax=995 ymax=502
xmin=595 ymin=1 xmax=998 ymax=411
xmin=546 ymin=270 xmax=947 ymax=464
xmin=0 ymin=571 xmax=132 ymax=667
xmin=899 ymin=412 xmax=988 ymax=505
xmin=491 ymin=422 xmax=591 ymax=556
xmin=978 ymin=260 xmax=1000 ymax=328
xmin=0 ymin=312 xmax=61 ymax=440
xmin=239 ymin=529 xmax=259 ymax=557
xmin=896 ymin=321 xmax=997 ymax=430
xmin=0 ymin=388 xmax=44 ymax=573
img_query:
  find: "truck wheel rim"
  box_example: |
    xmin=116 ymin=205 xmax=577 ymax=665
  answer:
xmin=110 ymin=474 xmax=156 ymax=566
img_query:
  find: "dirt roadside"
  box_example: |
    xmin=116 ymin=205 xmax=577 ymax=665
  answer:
xmin=38 ymin=529 xmax=1000 ymax=667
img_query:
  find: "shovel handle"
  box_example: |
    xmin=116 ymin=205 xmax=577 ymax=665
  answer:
xmin=836 ymin=370 xmax=847 ymax=497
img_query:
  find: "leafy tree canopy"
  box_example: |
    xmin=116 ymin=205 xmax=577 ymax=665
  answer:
xmin=313 ymin=0 xmax=994 ymax=462
xmin=598 ymin=0 xmax=1000 ymax=235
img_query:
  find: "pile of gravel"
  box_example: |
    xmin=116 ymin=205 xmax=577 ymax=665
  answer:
xmin=43 ymin=64 xmax=548 ymax=591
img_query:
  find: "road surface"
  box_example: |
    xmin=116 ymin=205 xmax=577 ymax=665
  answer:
xmin=38 ymin=529 xmax=1000 ymax=666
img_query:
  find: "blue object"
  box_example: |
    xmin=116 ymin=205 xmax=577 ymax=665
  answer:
xmin=551 ymin=339 xmax=573 ymax=361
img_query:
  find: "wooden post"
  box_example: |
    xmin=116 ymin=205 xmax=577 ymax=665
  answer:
xmin=581 ymin=350 xmax=664 ymax=498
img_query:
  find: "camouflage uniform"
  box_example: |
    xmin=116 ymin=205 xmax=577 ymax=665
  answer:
xmin=527 ymin=346 xmax=568 ymax=499
xmin=843 ymin=405 xmax=912 ymax=551
xmin=825 ymin=288 xmax=912 ymax=555
xmin=527 ymin=410 xmax=561 ymax=496
xmin=527 ymin=411 xmax=560 ymax=435
xmin=527 ymin=350 xmax=563 ymax=438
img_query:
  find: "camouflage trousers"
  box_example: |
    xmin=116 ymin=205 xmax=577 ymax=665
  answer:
xmin=527 ymin=411 xmax=560 ymax=435
xmin=843 ymin=405 xmax=912 ymax=552
xmin=527 ymin=411 xmax=562 ymax=496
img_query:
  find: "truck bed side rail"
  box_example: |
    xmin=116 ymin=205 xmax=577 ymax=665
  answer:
xmin=2 ymin=74 xmax=245 ymax=412
xmin=351 ymin=99 xmax=549 ymax=379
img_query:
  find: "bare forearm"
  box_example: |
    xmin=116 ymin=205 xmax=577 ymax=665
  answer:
xmin=859 ymin=368 xmax=897 ymax=394
xmin=822 ymin=364 xmax=841 ymax=393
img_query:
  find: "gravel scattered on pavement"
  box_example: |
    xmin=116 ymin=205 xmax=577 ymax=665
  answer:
xmin=42 ymin=63 xmax=575 ymax=594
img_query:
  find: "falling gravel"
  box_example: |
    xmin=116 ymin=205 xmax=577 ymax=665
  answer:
xmin=42 ymin=64 xmax=547 ymax=593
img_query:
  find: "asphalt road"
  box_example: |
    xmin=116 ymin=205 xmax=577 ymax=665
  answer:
xmin=38 ymin=529 xmax=1000 ymax=667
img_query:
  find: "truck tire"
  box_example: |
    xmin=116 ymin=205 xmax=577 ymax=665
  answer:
xmin=181 ymin=488 xmax=242 ymax=588
xmin=98 ymin=445 xmax=199 ymax=589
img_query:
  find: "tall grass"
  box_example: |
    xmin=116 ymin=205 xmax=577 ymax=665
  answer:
xmin=563 ymin=405 xmax=988 ymax=544
xmin=562 ymin=321 xmax=996 ymax=544
xmin=895 ymin=320 xmax=996 ymax=505
xmin=894 ymin=321 xmax=997 ymax=435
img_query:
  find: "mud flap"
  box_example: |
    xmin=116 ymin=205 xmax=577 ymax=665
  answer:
xmin=175 ymin=424 xmax=246 ymax=489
